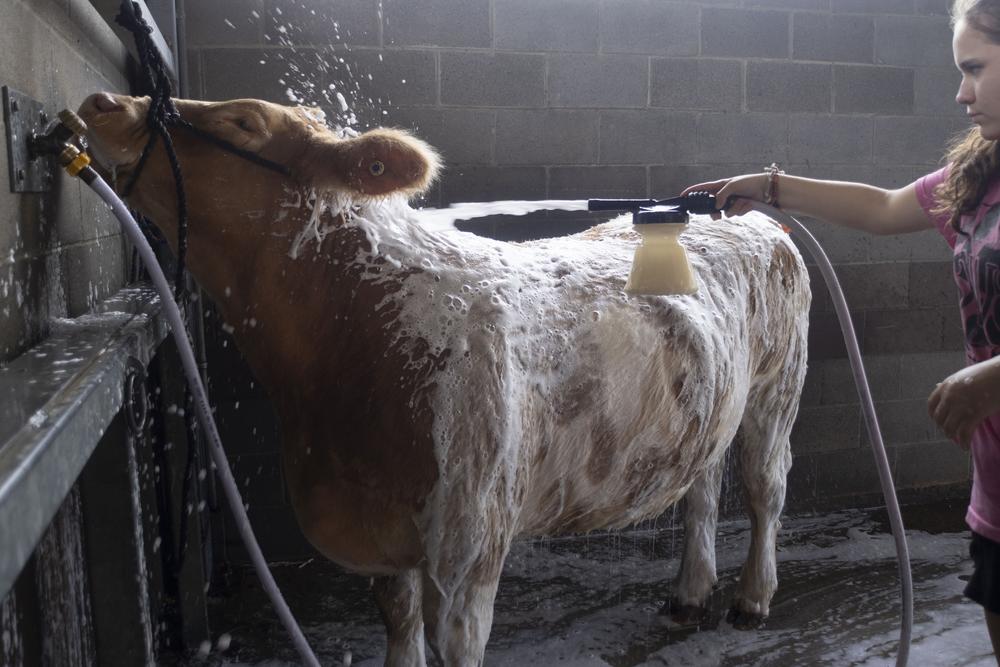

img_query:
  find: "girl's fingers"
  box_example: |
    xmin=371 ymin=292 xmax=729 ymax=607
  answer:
xmin=681 ymin=180 xmax=726 ymax=197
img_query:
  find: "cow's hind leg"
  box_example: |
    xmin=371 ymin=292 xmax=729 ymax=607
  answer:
xmin=664 ymin=456 xmax=725 ymax=625
xmin=729 ymin=398 xmax=795 ymax=629
xmin=374 ymin=569 xmax=427 ymax=667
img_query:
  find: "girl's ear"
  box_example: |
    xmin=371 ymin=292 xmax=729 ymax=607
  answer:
xmin=310 ymin=128 xmax=442 ymax=197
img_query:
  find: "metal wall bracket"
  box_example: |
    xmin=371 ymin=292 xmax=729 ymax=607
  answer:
xmin=2 ymin=86 xmax=54 ymax=193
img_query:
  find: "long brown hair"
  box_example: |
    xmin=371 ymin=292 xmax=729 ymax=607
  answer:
xmin=936 ymin=0 xmax=1000 ymax=229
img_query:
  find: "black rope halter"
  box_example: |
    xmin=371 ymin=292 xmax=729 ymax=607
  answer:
xmin=113 ymin=1 xmax=295 ymax=594
xmin=114 ymin=1 xmax=292 ymax=297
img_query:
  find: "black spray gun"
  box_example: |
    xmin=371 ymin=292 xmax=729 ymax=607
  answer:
xmin=587 ymin=192 xmax=719 ymax=296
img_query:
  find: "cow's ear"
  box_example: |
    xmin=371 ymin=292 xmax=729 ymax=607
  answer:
xmin=317 ymin=128 xmax=442 ymax=198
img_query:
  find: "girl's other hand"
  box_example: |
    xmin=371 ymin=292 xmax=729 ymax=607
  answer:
xmin=928 ymin=362 xmax=1000 ymax=449
xmin=682 ymin=174 xmax=769 ymax=220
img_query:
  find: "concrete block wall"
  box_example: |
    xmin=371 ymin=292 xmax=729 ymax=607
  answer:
xmin=0 ymin=0 xmax=134 ymax=659
xmin=0 ymin=0 xmax=130 ymax=362
xmin=182 ymin=0 xmax=972 ymax=557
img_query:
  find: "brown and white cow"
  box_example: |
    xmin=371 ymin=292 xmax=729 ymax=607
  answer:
xmin=78 ymin=92 xmax=810 ymax=666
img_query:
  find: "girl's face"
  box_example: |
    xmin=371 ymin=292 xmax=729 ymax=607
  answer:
xmin=954 ymin=18 xmax=1000 ymax=140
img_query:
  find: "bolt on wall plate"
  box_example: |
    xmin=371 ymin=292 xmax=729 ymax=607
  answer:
xmin=2 ymin=86 xmax=54 ymax=193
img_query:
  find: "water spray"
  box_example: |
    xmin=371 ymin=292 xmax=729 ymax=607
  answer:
xmin=32 ymin=110 xmax=322 ymax=667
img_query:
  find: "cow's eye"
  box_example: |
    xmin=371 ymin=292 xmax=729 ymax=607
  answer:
xmin=369 ymin=161 xmax=385 ymax=176
xmin=237 ymin=118 xmax=254 ymax=132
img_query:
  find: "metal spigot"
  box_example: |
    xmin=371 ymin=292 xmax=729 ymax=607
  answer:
xmin=29 ymin=109 xmax=89 ymax=158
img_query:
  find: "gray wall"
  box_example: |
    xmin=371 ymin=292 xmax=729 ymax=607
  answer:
xmin=182 ymin=0 xmax=971 ymax=558
xmin=0 ymin=0 xmax=129 ymax=361
xmin=1 ymin=0 xmax=133 ymax=660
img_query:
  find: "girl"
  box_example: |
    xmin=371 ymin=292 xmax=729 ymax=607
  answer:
xmin=683 ymin=0 xmax=1000 ymax=656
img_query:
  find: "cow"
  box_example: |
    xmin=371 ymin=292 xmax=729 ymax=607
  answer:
xmin=78 ymin=92 xmax=810 ymax=666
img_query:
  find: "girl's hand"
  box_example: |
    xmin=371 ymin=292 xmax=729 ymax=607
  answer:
xmin=928 ymin=361 xmax=1000 ymax=449
xmin=682 ymin=174 xmax=769 ymax=220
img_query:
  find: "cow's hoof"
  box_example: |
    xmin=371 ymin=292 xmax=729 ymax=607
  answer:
xmin=726 ymin=606 xmax=767 ymax=630
xmin=659 ymin=597 xmax=709 ymax=626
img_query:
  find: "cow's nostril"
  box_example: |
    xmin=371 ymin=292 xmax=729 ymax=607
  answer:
xmin=93 ymin=93 xmax=123 ymax=113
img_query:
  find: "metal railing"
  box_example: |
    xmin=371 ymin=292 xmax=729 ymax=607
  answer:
xmin=0 ymin=285 xmax=167 ymax=600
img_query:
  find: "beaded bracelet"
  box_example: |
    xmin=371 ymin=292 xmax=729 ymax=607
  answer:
xmin=764 ymin=162 xmax=784 ymax=208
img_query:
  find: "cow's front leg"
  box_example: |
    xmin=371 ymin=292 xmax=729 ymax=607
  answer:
xmin=373 ymin=569 xmax=427 ymax=667
xmin=665 ymin=457 xmax=724 ymax=624
xmin=420 ymin=548 xmax=507 ymax=667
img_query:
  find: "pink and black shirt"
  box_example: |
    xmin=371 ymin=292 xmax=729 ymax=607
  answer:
xmin=916 ymin=166 xmax=1000 ymax=543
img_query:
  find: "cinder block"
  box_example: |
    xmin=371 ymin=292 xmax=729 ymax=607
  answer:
xmin=914 ymin=0 xmax=951 ymax=16
xmin=549 ymin=166 xmax=647 ymax=199
xmin=495 ymin=0 xmax=598 ymax=52
xmin=496 ymin=110 xmax=599 ymax=164
xmin=806 ymin=266 xmax=832 ymax=311
xmin=834 ymin=65 xmax=914 ymax=115
xmin=801 ymin=365 xmax=822 ymax=406
xmin=907 ymin=261 xmax=958 ymax=308
xmin=865 ymin=399 xmax=942 ymax=445
xmin=874 ymin=117 xmax=969 ymax=165
xmin=701 ymin=8 xmax=790 ymax=59
xmin=649 ymin=163 xmax=762 ymax=198
xmin=201 ymin=48 xmax=307 ymax=103
xmin=60 ymin=242 xmax=125 ymax=316
xmin=835 ymin=0 xmax=913 ymax=13
xmin=697 ymin=113 xmax=788 ymax=165
xmin=793 ymin=219 xmax=869 ymax=264
xmin=834 ymin=262 xmax=910 ymax=311
xmin=186 ymin=0 xmax=264 ymax=46
xmin=548 ymin=54 xmax=648 ymax=108
xmin=336 ymin=49 xmax=438 ymax=107
xmin=786 ymin=449 xmax=884 ymax=506
xmin=868 ymin=165 xmax=930 ymax=189
xmin=898 ymin=350 xmax=966 ymax=399
xmin=747 ymin=62 xmax=833 ymax=112
xmin=892 ymin=441 xmax=970 ymax=488
xmin=793 ymin=12 xmax=874 ymax=63
xmin=915 ymin=68 xmax=965 ymax=117
xmin=869 ymin=228 xmax=954 ymax=261
xmin=601 ymin=1 xmax=699 ymax=56
xmin=942 ymin=313 xmax=964 ymax=349
xmin=817 ymin=354 xmax=901 ymax=404
xmin=441 ymin=53 xmax=546 ymax=107
xmin=650 ymin=58 xmax=742 ymax=111
xmin=808 ymin=309 xmax=866 ymax=360
xmin=599 ymin=111 xmax=698 ymax=165
xmin=383 ymin=0 xmax=491 ymax=48
xmin=790 ymin=403 xmax=861 ymax=453
xmin=440 ymin=166 xmax=547 ymax=203
xmin=262 ymin=0 xmax=380 ymax=47
xmin=863 ymin=308 xmax=948 ymax=354
xmin=747 ymin=0 xmax=828 ymax=8
xmin=0 ymin=1 xmax=56 ymax=102
xmin=788 ymin=115 xmax=872 ymax=164
xmin=875 ymin=16 xmax=953 ymax=68
xmin=384 ymin=108 xmax=494 ymax=165
xmin=187 ymin=50 xmax=204 ymax=98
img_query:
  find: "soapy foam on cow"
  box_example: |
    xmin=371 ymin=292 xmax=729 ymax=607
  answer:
xmin=290 ymin=194 xmax=808 ymax=627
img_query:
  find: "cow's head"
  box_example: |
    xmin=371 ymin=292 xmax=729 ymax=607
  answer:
xmin=77 ymin=92 xmax=440 ymax=223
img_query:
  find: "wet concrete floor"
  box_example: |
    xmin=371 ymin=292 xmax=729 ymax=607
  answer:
xmin=200 ymin=498 xmax=994 ymax=666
